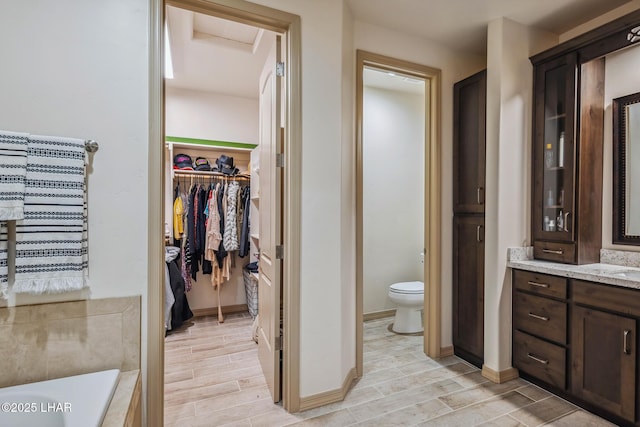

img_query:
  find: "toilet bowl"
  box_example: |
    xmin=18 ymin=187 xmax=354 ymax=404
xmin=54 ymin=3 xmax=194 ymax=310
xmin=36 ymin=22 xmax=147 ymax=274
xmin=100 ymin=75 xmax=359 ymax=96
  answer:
xmin=388 ymin=281 xmax=424 ymax=333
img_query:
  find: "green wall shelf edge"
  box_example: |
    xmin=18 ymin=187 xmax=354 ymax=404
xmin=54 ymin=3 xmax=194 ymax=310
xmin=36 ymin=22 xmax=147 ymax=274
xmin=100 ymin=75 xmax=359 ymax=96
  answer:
xmin=166 ymin=136 xmax=257 ymax=150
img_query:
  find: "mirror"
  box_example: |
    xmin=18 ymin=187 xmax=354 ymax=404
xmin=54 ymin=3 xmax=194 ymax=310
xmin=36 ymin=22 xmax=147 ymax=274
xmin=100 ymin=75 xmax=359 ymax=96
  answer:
xmin=613 ymin=92 xmax=640 ymax=245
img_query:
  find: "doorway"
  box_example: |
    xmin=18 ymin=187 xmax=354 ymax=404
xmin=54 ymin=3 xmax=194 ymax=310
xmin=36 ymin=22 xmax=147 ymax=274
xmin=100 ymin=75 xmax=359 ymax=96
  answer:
xmin=148 ymin=1 xmax=302 ymax=425
xmin=355 ymin=51 xmax=442 ymax=377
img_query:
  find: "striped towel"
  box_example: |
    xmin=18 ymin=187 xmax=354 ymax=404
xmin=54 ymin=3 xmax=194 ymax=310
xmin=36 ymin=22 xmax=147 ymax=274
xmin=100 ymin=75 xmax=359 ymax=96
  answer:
xmin=13 ymin=135 xmax=88 ymax=294
xmin=0 ymin=223 xmax=7 ymax=297
xmin=0 ymin=131 xmax=28 ymax=220
xmin=0 ymin=130 xmax=28 ymax=297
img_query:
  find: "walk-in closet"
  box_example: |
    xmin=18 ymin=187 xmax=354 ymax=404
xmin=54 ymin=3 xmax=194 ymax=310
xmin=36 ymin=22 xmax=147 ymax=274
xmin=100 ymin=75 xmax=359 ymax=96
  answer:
xmin=162 ymin=4 xmax=280 ymax=423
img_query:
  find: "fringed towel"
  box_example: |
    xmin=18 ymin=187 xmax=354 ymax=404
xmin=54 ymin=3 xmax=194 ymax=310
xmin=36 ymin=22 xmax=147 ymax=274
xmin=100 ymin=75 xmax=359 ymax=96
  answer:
xmin=0 ymin=131 xmax=29 ymax=220
xmin=0 ymin=130 xmax=28 ymax=297
xmin=0 ymin=223 xmax=7 ymax=298
xmin=13 ymin=135 xmax=88 ymax=294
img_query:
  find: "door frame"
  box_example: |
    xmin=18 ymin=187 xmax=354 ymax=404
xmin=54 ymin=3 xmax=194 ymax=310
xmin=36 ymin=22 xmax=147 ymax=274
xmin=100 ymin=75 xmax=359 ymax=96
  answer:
xmin=355 ymin=50 xmax=442 ymax=376
xmin=148 ymin=0 xmax=302 ymax=424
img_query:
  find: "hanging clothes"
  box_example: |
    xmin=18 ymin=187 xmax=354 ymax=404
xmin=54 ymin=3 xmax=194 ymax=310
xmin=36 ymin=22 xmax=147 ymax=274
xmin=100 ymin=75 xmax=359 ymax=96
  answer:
xmin=239 ymin=185 xmax=251 ymax=257
xmin=224 ymin=180 xmax=240 ymax=251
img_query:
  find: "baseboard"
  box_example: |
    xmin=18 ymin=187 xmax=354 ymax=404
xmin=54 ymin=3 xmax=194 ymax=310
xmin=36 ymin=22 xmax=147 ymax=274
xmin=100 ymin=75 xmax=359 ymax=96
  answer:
xmin=363 ymin=309 xmax=395 ymax=321
xmin=481 ymin=365 xmax=519 ymax=384
xmin=298 ymin=367 xmax=357 ymax=412
xmin=439 ymin=346 xmax=454 ymax=357
xmin=192 ymin=304 xmax=248 ymax=318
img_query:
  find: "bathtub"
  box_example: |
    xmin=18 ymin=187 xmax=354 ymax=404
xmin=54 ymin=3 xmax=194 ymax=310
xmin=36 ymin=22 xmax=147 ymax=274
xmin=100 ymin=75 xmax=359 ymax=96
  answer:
xmin=0 ymin=369 xmax=120 ymax=427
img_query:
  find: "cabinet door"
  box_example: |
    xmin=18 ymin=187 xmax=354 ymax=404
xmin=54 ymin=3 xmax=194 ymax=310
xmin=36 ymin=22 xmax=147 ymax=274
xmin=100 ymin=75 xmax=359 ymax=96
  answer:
xmin=532 ymin=54 xmax=576 ymax=244
xmin=453 ymin=70 xmax=486 ymax=214
xmin=452 ymin=215 xmax=484 ymax=364
xmin=572 ymin=305 xmax=636 ymax=422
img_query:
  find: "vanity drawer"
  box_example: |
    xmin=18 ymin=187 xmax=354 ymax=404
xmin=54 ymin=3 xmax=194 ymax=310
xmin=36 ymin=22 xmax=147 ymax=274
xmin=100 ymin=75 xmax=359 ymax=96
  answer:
xmin=573 ymin=280 xmax=640 ymax=317
xmin=513 ymin=270 xmax=567 ymax=299
xmin=513 ymin=330 xmax=566 ymax=390
xmin=534 ymin=241 xmax=575 ymax=264
xmin=514 ymin=291 xmax=566 ymax=344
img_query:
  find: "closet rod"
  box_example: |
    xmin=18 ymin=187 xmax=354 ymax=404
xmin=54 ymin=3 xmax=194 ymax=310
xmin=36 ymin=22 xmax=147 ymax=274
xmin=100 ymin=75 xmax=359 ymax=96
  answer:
xmin=84 ymin=140 xmax=99 ymax=153
xmin=173 ymin=170 xmax=250 ymax=179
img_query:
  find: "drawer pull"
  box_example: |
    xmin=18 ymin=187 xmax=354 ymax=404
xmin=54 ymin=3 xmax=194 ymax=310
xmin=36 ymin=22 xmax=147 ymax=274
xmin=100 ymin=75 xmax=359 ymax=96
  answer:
xmin=624 ymin=330 xmax=632 ymax=355
xmin=527 ymin=281 xmax=550 ymax=288
xmin=542 ymin=249 xmax=564 ymax=255
xmin=527 ymin=353 xmax=549 ymax=365
xmin=528 ymin=312 xmax=549 ymax=321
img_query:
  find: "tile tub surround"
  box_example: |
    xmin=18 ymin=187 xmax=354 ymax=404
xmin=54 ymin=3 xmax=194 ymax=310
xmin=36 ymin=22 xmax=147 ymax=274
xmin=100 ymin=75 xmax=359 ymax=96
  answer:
xmin=0 ymin=296 xmax=140 ymax=388
xmin=102 ymin=370 xmax=142 ymax=427
xmin=507 ymin=247 xmax=640 ymax=290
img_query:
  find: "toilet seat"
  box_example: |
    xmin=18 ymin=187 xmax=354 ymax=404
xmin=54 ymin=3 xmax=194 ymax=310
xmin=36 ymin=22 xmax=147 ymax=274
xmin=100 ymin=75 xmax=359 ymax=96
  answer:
xmin=389 ymin=281 xmax=423 ymax=295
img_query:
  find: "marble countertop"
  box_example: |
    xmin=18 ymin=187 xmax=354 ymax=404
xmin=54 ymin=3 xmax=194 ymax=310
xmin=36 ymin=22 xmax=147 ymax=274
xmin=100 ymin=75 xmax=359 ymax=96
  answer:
xmin=507 ymin=259 xmax=640 ymax=290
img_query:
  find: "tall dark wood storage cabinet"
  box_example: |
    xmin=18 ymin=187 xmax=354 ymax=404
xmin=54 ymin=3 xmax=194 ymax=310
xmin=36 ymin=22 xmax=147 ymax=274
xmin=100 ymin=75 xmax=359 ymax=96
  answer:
xmin=452 ymin=70 xmax=486 ymax=367
xmin=530 ymin=52 xmax=604 ymax=264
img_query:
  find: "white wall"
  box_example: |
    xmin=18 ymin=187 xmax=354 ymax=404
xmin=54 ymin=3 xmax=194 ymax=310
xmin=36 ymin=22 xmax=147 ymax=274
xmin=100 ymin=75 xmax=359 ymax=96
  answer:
xmin=340 ymin=0 xmax=356 ymax=388
xmin=362 ymin=86 xmax=424 ymax=314
xmin=603 ymin=45 xmax=640 ymax=251
xmin=0 ymin=0 xmax=150 ymax=416
xmin=354 ymin=21 xmax=485 ymax=347
xmin=165 ymin=87 xmax=259 ymax=144
xmin=0 ymin=0 xmax=149 ymax=304
xmin=249 ymin=0 xmax=350 ymax=398
xmin=484 ymin=18 xmax=557 ymax=373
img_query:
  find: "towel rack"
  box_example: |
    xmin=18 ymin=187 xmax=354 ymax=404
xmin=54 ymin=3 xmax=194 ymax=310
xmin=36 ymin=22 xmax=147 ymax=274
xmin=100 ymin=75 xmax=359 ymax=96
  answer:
xmin=84 ymin=140 xmax=99 ymax=153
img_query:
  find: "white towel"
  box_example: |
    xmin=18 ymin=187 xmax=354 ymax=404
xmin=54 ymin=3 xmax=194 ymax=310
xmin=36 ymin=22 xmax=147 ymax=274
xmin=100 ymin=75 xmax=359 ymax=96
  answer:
xmin=0 ymin=131 xmax=29 ymax=220
xmin=13 ymin=135 xmax=88 ymax=294
xmin=0 ymin=222 xmax=7 ymax=298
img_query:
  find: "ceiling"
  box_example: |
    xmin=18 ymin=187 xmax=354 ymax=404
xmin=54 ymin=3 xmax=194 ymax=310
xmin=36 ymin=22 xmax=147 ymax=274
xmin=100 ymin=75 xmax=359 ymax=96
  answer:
xmin=346 ymin=0 xmax=632 ymax=54
xmin=166 ymin=1 xmax=634 ymax=98
xmin=364 ymin=67 xmax=425 ymax=95
xmin=165 ymin=5 xmax=275 ymax=98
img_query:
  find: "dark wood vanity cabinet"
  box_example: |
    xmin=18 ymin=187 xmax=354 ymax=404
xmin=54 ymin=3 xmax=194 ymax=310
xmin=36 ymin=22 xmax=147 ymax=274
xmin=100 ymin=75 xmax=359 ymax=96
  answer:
xmin=513 ymin=270 xmax=640 ymax=425
xmin=512 ymin=270 xmax=568 ymax=390
xmin=531 ymin=52 xmax=604 ymax=265
xmin=452 ymin=70 xmax=486 ymax=367
xmin=571 ymin=280 xmax=639 ymax=423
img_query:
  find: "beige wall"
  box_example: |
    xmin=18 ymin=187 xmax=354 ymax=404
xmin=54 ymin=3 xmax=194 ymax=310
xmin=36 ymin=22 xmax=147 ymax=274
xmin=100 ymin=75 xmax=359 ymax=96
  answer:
xmin=249 ymin=0 xmax=352 ymax=398
xmin=362 ymin=86 xmax=425 ymax=314
xmin=484 ymin=18 xmax=557 ymax=373
xmin=340 ymin=0 xmax=356 ymax=387
xmin=354 ymin=20 xmax=485 ymax=347
xmin=603 ymin=45 xmax=640 ymax=251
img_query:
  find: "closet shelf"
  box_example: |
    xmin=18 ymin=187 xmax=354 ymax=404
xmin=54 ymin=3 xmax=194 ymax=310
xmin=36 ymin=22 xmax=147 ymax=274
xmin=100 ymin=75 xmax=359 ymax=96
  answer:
xmin=250 ymin=272 xmax=259 ymax=280
xmin=250 ymin=233 xmax=259 ymax=240
xmin=173 ymin=169 xmax=250 ymax=179
xmin=251 ymin=195 xmax=260 ymax=201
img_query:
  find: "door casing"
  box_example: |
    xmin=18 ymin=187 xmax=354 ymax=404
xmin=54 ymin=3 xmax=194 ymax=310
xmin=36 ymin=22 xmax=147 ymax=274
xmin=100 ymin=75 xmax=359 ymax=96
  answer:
xmin=355 ymin=50 xmax=442 ymax=376
xmin=148 ymin=1 xmax=302 ymax=425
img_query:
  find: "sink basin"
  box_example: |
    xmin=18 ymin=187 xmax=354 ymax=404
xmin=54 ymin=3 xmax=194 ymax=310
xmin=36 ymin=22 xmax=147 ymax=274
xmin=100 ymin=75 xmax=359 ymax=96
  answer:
xmin=612 ymin=270 xmax=640 ymax=280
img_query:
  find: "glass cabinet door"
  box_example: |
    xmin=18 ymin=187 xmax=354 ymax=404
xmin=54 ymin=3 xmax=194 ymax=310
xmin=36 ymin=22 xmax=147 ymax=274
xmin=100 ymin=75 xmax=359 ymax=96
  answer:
xmin=533 ymin=53 xmax=576 ymax=242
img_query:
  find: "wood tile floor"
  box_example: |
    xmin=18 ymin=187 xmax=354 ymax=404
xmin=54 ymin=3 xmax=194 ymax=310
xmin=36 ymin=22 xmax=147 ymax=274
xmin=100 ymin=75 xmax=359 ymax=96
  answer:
xmin=164 ymin=314 xmax=615 ymax=427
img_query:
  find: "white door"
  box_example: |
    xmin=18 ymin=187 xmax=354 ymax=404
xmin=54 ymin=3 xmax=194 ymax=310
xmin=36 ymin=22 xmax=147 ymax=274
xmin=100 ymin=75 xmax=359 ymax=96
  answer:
xmin=258 ymin=35 xmax=282 ymax=403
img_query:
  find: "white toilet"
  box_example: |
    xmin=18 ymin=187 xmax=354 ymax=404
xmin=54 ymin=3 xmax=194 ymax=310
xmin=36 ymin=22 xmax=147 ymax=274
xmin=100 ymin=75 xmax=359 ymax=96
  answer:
xmin=388 ymin=281 xmax=424 ymax=333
